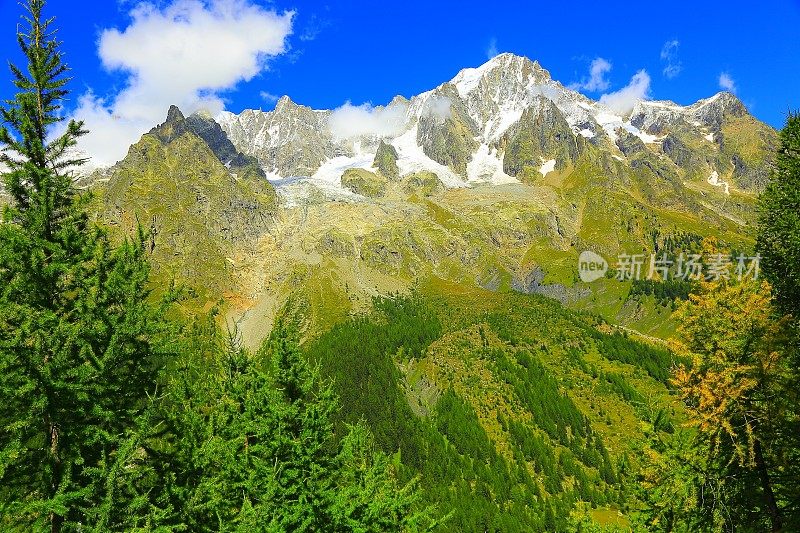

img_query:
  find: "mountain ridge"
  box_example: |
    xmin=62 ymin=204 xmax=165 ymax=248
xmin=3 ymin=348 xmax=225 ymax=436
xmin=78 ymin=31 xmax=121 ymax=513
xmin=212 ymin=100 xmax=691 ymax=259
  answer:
xmin=212 ymin=53 xmax=774 ymax=204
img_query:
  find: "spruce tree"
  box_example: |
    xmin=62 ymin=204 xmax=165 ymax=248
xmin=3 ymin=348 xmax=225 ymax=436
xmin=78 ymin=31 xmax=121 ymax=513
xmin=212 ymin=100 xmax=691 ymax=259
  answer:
xmin=757 ymin=113 xmax=800 ymax=531
xmin=758 ymin=113 xmax=800 ymax=319
xmin=160 ymin=318 xmax=438 ymax=531
xmin=0 ymin=1 xmax=169 ymax=530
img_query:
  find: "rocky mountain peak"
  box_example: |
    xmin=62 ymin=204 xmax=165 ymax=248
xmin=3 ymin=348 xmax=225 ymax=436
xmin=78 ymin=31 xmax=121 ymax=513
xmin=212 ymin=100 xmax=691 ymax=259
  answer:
xmin=451 ymin=53 xmax=551 ymax=101
xmin=390 ymin=94 xmax=410 ymax=107
xmin=217 ymin=95 xmax=338 ymax=178
xmin=275 ymin=94 xmax=299 ymax=113
xmin=185 ymin=111 xmax=267 ymax=180
xmin=149 ymin=105 xmax=189 ymax=144
xmin=166 ymin=104 xmax=185 ymax=123
xmin=485 ymin=53 xmax=550 ymax=78
xmin=690 ymin=91 xmax=748 ymax=128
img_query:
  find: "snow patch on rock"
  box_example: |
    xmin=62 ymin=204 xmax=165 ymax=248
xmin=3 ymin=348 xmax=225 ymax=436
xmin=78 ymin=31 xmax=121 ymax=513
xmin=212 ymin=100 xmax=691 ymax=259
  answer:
xmin=392 ymin=127 xmax=467 ymax=188
xmin=539 ymin=158 xmax=556 ymax=177
xmin=707 ymin=170 xmax=730 ymax=195
xmin=467 ymin=144 xmax=518 ymax=185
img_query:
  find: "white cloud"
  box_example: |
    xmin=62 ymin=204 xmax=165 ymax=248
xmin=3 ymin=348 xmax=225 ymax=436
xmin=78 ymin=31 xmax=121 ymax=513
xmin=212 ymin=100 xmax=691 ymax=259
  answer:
xmin=260 ymin=91 xmax=280 ymax=103
xmin=660 ymin=40 xmax=682 ymax=79
xmin=719 ymin=72 xmax=737 ymax=93
xmin=486 ymin=38 xmax=498 ymax=60
xmin=73 ymin=0 xmax=294 ymax=167
xmin=569 ymin=57 xmax=612 ymax=92
xmin=422 ymin=95 xmax=452 ymax=122
xmin=327 ymin=101 xmax=409 ymax=140
xmin=599 ymin=70 xmax=651 ymax=115
xmin=299 ymin=14 xmax=331 ymax=42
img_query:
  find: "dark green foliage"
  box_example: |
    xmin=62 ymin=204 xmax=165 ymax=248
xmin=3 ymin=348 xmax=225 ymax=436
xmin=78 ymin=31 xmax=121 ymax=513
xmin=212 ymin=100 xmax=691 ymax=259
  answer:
xmin=495 ymin=348 xmax=591 ymax=444
xmin=634 ymin=428 xmax=758 ymax=533
xmin=435 ymin=389 xmax=496 ymax=463
xmin=655 ymin=231 xmax=704 ymax=255
xmin=592 ymin=331 xmax=675 ymax=383
xmin=373 ymin=294 xmax=443 ymax=361
xmin=0 ymin=1 xmax=86 ymax=230
xmin=758 ymin=113 xmax=800 ymax=319
xmin=755 ymin=113 xmax=800 ymax=531
xmin=628 ymin=278 xmax=694 ymax=308
xmin=303 ymin=291 xmax=656 ymax=531
xmin=154 ymin=319 xmax=438 ymax=531
xmin=0 ymin=224 xmax=172 ymax=530
xmin=306 ymin=297 xmax=546 ymax=531
xmin=599 ymin=370 xmax=643 ymax=404
xmin=0 ymin=2 xmax=172 ymax=530
xmin=506 ymin=419 xmax=562 ymax=493
xmin=7 ymin=3 xmax=787 ymax=529
xmin=305 ymin=295 xmax=441 ymax=457
xmin=1 ymin=5 xmax=431 ymax=530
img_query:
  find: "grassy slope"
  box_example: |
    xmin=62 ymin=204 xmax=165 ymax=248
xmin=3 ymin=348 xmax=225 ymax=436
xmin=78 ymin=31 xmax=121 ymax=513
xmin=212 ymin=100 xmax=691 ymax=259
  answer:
xmin=244 ymin=147 xmax=756 ymax=349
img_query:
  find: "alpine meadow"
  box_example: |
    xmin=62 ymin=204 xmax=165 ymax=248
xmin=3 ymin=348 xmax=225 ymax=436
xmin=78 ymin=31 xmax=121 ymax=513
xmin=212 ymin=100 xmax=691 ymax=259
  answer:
xmin=1 ymin=0 xmax=799 ymax=531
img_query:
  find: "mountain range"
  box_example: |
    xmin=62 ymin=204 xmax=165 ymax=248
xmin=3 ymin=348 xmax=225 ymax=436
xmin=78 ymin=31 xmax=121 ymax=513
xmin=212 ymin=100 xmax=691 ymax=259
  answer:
xmin=79 ymin=52 xmax=776 ymax=344
xmin=214 ymin=53 xmax=773 ymax=201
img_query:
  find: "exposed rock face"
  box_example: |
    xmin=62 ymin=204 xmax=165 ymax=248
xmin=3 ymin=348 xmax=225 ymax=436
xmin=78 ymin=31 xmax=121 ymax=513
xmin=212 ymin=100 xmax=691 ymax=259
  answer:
xmin=615 ymin=130 xmax=647 ymax=158
xmin=512 ymin=267 xmax=591 ymax=304
xmin=148 ymin=105 xmax=188 ymax=143
xmin=661 ymin=133 xmax=693 ymax=167
xmin=373 ymin=140 xmax=399 ymax=180
xmin=629 ymin=102 xmax=689 ymax=135
xmin=184 ymin=112 xmax=266 ymax=180
xmin=629 ymin=93 xmax=748 ymax=135
xmin=501 ymin=97 xmax=584 ymax=177
xmin=416 ymin=85 xmax=479 ymax=176
xmin=207 ymin=53 xmax=775 ymax=199
xmin=217 ymin=96 xmax=341 ymax=177
xmin=453 ymin=54 xmax=554 ymax=132
xmin=732 ymin=152 xmax=771 ymax=190
xmin=692 ymin=92 xmax=748 ymax=129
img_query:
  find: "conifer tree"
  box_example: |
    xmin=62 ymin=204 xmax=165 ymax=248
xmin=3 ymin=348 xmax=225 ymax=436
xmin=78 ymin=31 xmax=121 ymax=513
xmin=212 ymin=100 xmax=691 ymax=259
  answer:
xmin=758 ymin=113 xmax=800 ymax=320
xmin=670 ymin=239 xmax=797 ymax=531
xmin=160 ymin=318 xmax=438 ymax=531
xmin=0 ymin=1 xmax=169 ymax=530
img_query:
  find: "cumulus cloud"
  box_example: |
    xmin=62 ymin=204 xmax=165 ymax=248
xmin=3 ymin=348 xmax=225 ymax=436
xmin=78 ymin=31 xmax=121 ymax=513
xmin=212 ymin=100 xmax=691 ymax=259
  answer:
xmin=718 ymin=72 xmax=737 ymax=93
xmin=486 ymin=38 xmax=498 ymax=60
xmin=327 ymin=101 xmax=409 ymax=140
xmin=660 ymin=40 xmax=682 ymax=79
xmin=569 ymin=57 xmax=612 ymax=92
xmin=599 ymin=70 xmax=651 ymax=115
xmin=422 ymin=95 xmax=452 ymax=122
xmin=73 ymin=0 xmax=294 ymax=167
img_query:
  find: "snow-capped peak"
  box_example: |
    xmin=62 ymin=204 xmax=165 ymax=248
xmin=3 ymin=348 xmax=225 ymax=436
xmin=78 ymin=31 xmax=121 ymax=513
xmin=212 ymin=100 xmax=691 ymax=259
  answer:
xmin=451 ymin=53 xmax=550 ymax=99
xmin=208 ymin=54 xmax=758 ymax=206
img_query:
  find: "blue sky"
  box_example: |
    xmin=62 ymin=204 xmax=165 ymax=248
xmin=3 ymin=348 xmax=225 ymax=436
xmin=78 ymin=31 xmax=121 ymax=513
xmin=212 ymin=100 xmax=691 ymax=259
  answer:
xmin=1 ymin=0 xmax=798 ymax=163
